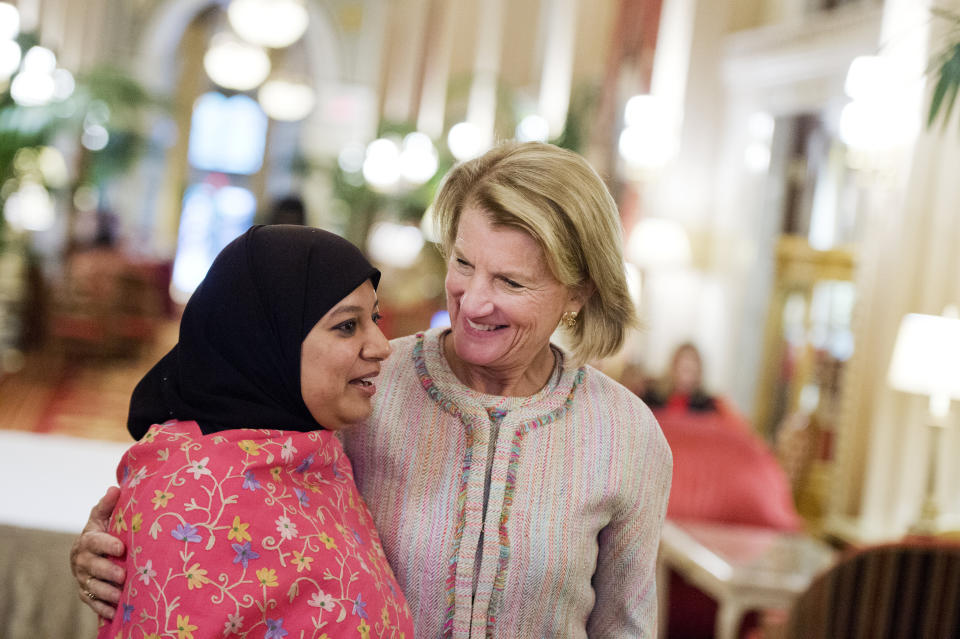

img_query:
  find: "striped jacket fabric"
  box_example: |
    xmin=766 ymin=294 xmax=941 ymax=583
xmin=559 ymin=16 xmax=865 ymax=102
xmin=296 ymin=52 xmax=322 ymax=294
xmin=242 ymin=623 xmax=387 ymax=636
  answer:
xmin=341 ymin=328 xmax=673 ymax=638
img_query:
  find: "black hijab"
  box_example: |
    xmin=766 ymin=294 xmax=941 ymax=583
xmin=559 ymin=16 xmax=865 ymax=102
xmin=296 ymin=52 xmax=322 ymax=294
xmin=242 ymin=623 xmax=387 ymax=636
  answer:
xmin=127 ymin=224 xmax=380 ymax=439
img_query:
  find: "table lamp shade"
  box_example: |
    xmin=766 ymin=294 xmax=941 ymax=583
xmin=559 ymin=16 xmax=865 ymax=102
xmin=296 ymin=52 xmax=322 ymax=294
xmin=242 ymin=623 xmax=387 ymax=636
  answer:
xmin=887 ymin=312 xmax=960 ymax=416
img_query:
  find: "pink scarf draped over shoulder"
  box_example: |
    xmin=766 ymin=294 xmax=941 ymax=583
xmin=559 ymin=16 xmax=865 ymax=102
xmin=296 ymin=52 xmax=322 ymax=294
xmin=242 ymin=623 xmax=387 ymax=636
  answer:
xmin=97 ymin=420 xmax=412 ymax=639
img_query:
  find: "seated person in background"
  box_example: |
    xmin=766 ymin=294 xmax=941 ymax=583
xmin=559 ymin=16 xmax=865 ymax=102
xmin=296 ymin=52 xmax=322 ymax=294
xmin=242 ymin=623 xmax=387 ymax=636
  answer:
xmin=643 ymin=342 xmax=750 ymax=431
xmin=643 ymin=342 xmax=717 ymax=413
xmin=642 ymin=342 xmax=801 ymax=638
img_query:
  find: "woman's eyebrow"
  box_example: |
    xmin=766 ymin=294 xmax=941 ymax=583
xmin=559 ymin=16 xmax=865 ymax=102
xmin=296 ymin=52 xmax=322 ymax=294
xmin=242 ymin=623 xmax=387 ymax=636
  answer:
xmin=329 ymin=301 xmax=380 ymax=318
xmin=328 ymin=305 xmax=364 ymax=317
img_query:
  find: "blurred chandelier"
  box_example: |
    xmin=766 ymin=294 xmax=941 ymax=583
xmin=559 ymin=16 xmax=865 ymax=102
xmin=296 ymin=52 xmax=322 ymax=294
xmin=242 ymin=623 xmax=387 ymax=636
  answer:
xmin=203 ymin=32 xmax=271 ymax=91
xmin=201 ymin=0 xmax=315 ymax=121
xmin=258 ymin=77 xmax=315 ymax=121
xmin=228 ymin=0 xmax=309 ymax=49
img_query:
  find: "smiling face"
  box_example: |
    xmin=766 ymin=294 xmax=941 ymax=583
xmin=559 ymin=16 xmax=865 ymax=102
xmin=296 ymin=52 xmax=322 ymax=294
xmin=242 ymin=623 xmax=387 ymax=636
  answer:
xmin=444 ymin=206 xmax=584 ymax=386
xmin=300 ymin=279 xmax=391 ymax=430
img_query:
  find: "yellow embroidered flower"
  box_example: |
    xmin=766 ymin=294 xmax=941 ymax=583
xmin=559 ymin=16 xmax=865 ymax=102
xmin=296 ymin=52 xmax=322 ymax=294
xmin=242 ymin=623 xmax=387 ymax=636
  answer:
xmin=131 ymin=512 xmax=143 ymax=533
xmin=145 ymin=634 xmax=161 ymax=639
xmin=177 ymin=614 xmax=197 ymax=639
xmin=381 ymin=606 xmax=390 ymax=626
xmin=256 ymin=567 xmax=278 ymax=587
xmin=113 ymin=510 xmax=127 ymax=533
xmin=357 ymin=619 xmax=370 ymax=639
xmin=142 ymin=429 xmax=157 ymax=442
xmin=292 ymin=550 xmax=313 ymax=573
xmin=318 ymin=532 xmax=337 ymax=550
xmin=151 ymin=490 xmax=174 ymax=510
xmin=238 ymin=440 xmax=261 ymax=455
xmin=270 ymin=466 xmax=282 ymax=482
xmin=227 ymin=515 xmax=251 ymax=542
xmin=185 ymin=563 xmax=207 ymax=590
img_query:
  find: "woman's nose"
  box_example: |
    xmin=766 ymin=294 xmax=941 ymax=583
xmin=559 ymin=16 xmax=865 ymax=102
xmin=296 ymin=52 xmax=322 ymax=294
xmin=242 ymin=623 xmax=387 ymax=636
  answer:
xmin=364 ymin=326 xmax=392 ymax=361
xmin=459 ymin=280 xmax=494 ymax=317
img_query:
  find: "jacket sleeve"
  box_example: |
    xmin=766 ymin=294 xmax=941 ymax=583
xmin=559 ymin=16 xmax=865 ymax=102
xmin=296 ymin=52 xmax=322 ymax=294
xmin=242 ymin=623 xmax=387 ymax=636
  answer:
xmin=586 ymin=410 xmax=672 ymax=638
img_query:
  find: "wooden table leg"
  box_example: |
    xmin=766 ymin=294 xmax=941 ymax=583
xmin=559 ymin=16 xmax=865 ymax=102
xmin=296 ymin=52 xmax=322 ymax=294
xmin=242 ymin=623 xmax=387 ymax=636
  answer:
xmin=656 ymin=556 xmax=669 ymax=639
xmin=716 ymin=599 xmax=746 ymax=639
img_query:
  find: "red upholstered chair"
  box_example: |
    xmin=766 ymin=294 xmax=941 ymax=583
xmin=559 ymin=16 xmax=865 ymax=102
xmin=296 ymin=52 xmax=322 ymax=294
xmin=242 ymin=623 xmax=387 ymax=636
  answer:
xmin=658 ymin=409 xmax=801 ymax=638
xmin=783 ymin=540 xmax=960 ymax=638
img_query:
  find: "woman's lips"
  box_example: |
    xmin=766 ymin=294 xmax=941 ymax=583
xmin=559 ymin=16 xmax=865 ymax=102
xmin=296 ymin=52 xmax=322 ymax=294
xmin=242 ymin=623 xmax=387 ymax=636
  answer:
xmin=463 ymin=317 xmax=506 ymax=335
xmin=349 ymin=377 xmax=377 ymax=397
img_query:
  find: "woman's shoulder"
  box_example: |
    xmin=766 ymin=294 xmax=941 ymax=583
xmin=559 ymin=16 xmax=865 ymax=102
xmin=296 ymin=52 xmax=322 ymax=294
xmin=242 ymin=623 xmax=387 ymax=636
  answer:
xmin=576 ymin=366 xmax=672 ymax=475
xmin=579 ymin=365 xmax=660 ymax=427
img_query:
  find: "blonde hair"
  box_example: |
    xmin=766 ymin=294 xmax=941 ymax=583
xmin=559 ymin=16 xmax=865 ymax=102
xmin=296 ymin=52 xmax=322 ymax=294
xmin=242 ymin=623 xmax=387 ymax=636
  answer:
xmin=433 ymin=141 xmax=637 ymax=365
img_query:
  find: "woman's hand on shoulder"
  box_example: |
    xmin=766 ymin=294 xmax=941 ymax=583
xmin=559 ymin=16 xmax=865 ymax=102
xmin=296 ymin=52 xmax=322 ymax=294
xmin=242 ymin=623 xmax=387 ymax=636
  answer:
xmin=70 ymin=486 xmax=126 ymax=618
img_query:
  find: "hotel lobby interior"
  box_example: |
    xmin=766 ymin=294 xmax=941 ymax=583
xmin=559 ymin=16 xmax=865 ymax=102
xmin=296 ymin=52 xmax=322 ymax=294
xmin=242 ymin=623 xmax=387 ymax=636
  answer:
xmin=1 ymin=0 xmax=959 ymax=637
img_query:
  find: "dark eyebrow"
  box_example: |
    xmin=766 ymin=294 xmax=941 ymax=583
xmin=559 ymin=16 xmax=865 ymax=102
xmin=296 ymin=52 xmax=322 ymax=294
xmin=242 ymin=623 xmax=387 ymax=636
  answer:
xmin=328 ymin=300 xmax=380 ymax=317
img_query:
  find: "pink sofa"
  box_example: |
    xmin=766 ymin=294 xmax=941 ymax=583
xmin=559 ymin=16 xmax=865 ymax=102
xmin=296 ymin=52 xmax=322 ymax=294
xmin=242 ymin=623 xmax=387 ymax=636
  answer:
xmin=657 ymin=408 xmax=801 ymax=638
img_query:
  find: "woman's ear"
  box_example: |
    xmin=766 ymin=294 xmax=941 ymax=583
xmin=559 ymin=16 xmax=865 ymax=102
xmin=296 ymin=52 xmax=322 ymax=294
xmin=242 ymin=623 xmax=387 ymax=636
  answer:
xmin=568 ymin=280 xmax=595 ymax=313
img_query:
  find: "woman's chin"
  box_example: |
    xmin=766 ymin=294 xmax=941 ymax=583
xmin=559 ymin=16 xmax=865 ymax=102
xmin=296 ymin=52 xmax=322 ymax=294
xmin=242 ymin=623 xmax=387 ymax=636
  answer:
xmin=452 ymin=343 xmax=505 ymax=370
xmin=312 ymin=407 xmax=373 ymax=431
xmin=451 ymin=327 xmax=510 ymax=364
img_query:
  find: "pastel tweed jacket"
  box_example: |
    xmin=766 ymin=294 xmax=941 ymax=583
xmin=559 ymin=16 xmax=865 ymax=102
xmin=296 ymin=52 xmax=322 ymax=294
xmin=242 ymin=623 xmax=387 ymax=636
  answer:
xmin=341 ymin=329 xmax=673 ymax=638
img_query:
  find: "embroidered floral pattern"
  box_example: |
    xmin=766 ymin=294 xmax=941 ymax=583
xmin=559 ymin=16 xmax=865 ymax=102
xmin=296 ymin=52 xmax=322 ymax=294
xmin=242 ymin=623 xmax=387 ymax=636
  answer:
xmin=98 ymin=421 xmax=412 ymax=639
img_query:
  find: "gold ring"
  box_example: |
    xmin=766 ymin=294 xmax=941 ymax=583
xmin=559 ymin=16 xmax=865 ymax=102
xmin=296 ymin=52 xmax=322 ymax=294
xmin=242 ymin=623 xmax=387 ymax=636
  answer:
xmin=86 ymin=590 xmax=97 ymax=601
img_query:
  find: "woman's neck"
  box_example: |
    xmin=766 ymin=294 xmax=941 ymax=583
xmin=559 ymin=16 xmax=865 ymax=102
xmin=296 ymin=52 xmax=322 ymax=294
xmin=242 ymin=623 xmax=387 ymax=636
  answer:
xmin=441 ymin=332 xmax=556 ymax=397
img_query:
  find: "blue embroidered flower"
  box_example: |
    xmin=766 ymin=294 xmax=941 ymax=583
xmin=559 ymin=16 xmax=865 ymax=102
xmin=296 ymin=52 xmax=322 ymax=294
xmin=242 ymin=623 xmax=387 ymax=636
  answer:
xmin=171 ymin=523 xmax=201 ymax=543
xmin=242 ymin=470 xmax=261 ymax=491
xmin=295 ymin=453 xmax=314 ymax=473
xmin=264 ymin=618 xmax=288 ymax=638
xmin=122 ymin=603 xmax=134 ymax=623
xmin=352 ymin=593 xmax=368 ymax=619
xmin=231 ymin=541 xmax=260 ymax=569
xmin=294 ymin=487 xmax=309 ymax=507
xmin=350 ymin=527 xmax=364 ymax=545
xmin=332 ymin=464 xmax=343 ymax=480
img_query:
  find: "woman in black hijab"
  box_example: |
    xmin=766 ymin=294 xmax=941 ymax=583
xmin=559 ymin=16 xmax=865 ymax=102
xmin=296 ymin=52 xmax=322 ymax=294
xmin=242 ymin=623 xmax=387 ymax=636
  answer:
xmin=79 ymin=225 xmax=414 ymax=637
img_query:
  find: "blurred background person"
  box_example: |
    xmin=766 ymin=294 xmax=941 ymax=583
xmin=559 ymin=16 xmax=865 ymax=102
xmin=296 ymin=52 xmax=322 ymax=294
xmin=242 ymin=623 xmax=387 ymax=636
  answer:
xmin=264 ymin=194 xmax=306 ymax=226
xmin=643 ymin=342 xmax=719 ymax=414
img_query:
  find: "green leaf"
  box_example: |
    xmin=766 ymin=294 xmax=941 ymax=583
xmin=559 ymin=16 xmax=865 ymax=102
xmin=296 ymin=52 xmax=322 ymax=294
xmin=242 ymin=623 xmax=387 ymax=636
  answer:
xmin=928 ymin=43 xmax=960 ymax=129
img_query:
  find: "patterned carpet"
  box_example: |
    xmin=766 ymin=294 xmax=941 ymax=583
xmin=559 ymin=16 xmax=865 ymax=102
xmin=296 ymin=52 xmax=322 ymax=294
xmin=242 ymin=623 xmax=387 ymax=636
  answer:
xmin=0 ymin=319 xmax=178 ymax=442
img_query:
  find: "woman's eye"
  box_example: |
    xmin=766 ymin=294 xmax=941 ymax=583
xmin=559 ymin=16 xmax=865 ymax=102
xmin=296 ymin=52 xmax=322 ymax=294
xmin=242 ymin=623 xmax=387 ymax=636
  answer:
xmin=372 ymin=312 xmax=383 ymax=324
xmin=455 ymin=258 xmax=470 ymax=267
xmin=503 ymin=278 xmax=523 ymax=289
xmin=335 ymin=320 xmax=357 ymax=335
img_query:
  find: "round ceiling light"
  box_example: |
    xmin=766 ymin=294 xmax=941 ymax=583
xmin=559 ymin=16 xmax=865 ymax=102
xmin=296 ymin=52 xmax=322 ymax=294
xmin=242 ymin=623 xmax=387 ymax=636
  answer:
xmin=228 ymin=0 xmax=309 ymax=49
xmin=258 ymin=78 xmax=315 ymax=121
xmin=0 ymin=3 xmax=20 ymax=41
xmin=203 ymin=33 xmax=271 ymax=91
